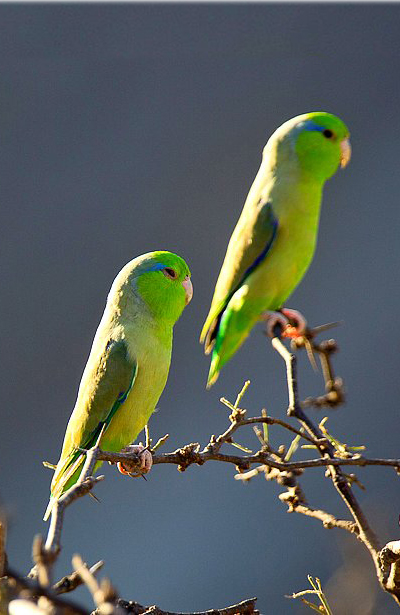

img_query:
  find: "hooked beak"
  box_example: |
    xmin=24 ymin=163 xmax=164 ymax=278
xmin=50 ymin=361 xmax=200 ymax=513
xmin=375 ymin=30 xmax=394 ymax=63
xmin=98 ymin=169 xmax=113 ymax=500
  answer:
xmin=182 ymin=276 xmax=193 ymax=305
xmin=340 ymin=137 xmax=351 ymax=168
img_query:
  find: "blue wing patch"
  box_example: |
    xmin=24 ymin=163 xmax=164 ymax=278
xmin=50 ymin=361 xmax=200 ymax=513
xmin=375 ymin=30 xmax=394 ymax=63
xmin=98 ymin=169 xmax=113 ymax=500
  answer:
xmin=209 ymin=203 xmax=278 ymax=341
xmin=238 ymin=205 xmax=278 ymax=287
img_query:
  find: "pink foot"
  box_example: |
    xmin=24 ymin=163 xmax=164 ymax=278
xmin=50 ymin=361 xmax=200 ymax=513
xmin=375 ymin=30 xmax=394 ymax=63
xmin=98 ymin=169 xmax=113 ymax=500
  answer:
xmin=261 ymin=308 xmax=307 ymax=338
xmin=117 ymin=444 xmax=153 ymax=477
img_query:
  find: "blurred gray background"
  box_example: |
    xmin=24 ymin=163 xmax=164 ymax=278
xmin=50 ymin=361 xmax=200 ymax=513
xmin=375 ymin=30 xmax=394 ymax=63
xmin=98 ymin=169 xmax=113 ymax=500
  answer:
xmin=1 ymin=3 xmax=400 ymax=613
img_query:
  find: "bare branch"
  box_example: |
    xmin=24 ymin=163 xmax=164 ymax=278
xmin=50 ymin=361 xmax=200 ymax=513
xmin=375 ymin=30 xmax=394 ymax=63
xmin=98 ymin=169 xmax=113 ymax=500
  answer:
xmin=45 ymin=475 xmax=105 ymax=555
xmin=25 ymin=321 xmax=400 ymax=609
xmin=71 ymin=556 xmax=258 ymax=615
xmin=0 ymin=513 xmax=6 ymax=576
xmin=98 ymin=446 xmax=400 ymax=473
xmin=3 ymin=567 xmax=89 ymax=615
xmin=270 ymin=332 xmax=386 ymax=600
xmin=32 ymin=535 xmax=52 ymax=588
xmin=53 ymin=561 xmax=104 ymax=595
xmin=271 ymin=336 xmax=301 ymax=416
xmin=112 ymin=597 xmax=258 ymax=615
xmin=379 ymin=541 xmax=400 ymax=603
xmin=42 ymin=422 xmax=112 ymax=561
xmin=293 ymin=333 xmax=345 ymax=409
xmin=286 ymin=503 xmax=359 ymax=534
xmin=236 ymin=438 xmax=359 ymax=538
xmin=72 ymin=554 xmax=119 ymax=610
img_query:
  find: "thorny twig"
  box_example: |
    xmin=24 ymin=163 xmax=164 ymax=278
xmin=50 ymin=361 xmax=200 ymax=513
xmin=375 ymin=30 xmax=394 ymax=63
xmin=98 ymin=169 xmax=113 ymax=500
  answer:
xmin=53 ymin=561 xmax=104 ymax=595
xmin=38 ymin=325 xmax=400 ymax=608
xmin=75 ymin=552 xmax=259 ymax=615
xmin=27 ymin=432 xmax=108 ymax=581
xmin=32 ymin=535 xmax=53 ymax=589
xmin=111 ymin=597 xmax=258 ymax=615
xmin=44 ymin=428 xmax=107 ymax=557
xmin=379 ymin=541 xmax=400 ymax=598
xmin=2 ymin=567 xmax=89 ymax=615
xmin=92 ymin=437 xmax=400 ymax=474
xmin=4 ymin=323 xmax=400 ymax=611
xmin=0 ymin=514 xmax=6 ymax=577
xmin=271 ymin=334 xmax=380 ymax=543
xmin=72 ymin=554 xmax=120 ymax=614
xmin=287 ymin=576 xmax=333 ymax=614
xmin=269 ymin=326 xmax=400 ymax=605
xmin=292 ymin=325 xmax=345 ymax=409
xmin=3 ymin=564 xmax=258 ymax=615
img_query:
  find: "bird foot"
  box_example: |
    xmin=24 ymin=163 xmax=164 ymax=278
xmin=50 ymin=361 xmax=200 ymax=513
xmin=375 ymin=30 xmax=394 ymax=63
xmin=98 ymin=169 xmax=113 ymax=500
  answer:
xmin=117 ymin=444 xmax=153 ymax=477
xmin=261 ymin=308 xmax=307 ymax=338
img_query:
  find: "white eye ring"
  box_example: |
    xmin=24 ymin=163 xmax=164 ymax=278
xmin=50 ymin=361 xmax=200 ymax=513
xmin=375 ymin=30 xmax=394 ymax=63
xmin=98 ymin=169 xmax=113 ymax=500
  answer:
xmin=163 ymin=267 xmax=177 ymax=280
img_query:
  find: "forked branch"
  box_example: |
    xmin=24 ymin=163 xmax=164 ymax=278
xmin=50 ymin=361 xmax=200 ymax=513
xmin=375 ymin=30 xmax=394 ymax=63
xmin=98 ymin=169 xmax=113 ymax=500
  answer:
xmin=3 ymin=323 xmax=400 ymax=611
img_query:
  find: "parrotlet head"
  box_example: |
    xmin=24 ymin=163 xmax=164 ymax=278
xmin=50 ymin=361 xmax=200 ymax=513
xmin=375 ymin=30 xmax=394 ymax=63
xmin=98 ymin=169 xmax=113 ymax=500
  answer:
xmin=265 ymin=111 xmax=351 ymax=181
xmin=108 ymin=251 xmax=192 ymax=325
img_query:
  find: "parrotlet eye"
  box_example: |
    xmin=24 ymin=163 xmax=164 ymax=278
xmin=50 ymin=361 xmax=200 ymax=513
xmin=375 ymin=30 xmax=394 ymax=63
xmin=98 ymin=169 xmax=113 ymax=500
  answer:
xmin=322 ymin=129 xmax=334 ymax=139
xmin=163 ymin=267 xmax=178 ymax=280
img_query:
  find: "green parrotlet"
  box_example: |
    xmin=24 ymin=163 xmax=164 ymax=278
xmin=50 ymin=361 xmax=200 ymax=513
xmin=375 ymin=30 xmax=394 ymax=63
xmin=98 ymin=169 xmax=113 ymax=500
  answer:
xmin=44 ymin=251 xmax=192 ymax=520
xmin=201 ymin=112 xmax=351 ymax=387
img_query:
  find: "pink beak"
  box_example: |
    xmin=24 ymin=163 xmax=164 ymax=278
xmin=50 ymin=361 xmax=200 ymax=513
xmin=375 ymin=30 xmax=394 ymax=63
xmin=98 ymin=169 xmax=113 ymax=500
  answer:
xmin=340 ymin=137 xmax=352 ymax=168
xmin=182 ymin=276 xmax=193 ymax=305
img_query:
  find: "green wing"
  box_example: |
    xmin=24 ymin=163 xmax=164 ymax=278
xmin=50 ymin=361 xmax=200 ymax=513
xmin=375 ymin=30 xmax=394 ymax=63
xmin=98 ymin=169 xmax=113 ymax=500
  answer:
xmin=201 ymin=199 xmax=278 ymax=352
xmin=44 ymin=340 xmax=137 ymax=519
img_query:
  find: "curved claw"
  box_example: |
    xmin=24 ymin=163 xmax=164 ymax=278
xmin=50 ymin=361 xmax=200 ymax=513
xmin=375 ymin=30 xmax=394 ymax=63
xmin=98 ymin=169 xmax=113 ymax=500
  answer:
xmin=262 ymin=311 xmax=290 ymax=337
xmin=280 ymin=308 xmax=307 ymax=338
xmin=117 ymin=444 xmax=153 ymax=477
xmin=262 ymin=308 xmax=307 ymax=339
